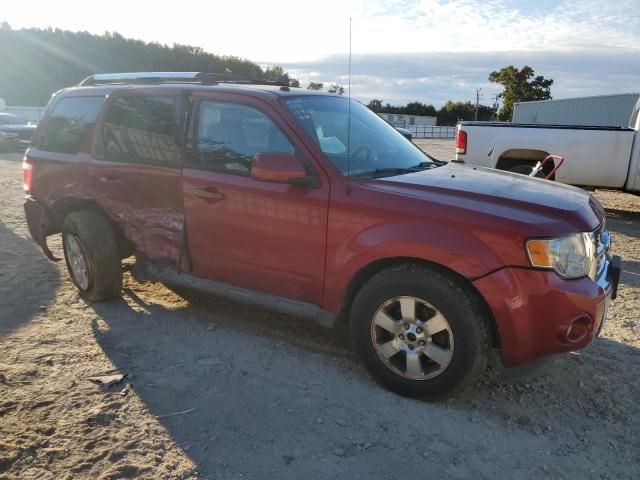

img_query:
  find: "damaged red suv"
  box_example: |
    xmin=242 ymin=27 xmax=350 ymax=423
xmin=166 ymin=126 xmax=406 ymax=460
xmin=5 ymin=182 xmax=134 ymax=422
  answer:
xmin=23 ymin=72 xmax=621 ymax=399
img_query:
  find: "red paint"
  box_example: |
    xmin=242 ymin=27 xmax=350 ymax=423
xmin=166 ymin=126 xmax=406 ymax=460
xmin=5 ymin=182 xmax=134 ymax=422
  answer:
xmin=473 ymin=268 xmax=608 ymax=365
xmin=251 ymin=152 xmax=306 ymax=183
xmin=24 ymin=82 xmax=614 ymax=369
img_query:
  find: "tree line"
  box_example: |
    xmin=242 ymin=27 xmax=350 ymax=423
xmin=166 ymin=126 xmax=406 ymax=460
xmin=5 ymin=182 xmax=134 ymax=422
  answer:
xmin=366 ymin=99 xmax=495 ymax=126
xmin=0 ymin=23 xmax=298 ymax=106
xmin=307 ymin=65 xmax=552 ymax=124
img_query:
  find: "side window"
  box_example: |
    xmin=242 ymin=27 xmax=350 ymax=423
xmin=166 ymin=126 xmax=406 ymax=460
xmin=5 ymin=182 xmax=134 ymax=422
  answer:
xmin=195 ymin=101 xmax=294 ymax=175
xmin=38 ymin=96 xmax=104 ymax=154
xmin=102 ymin=95 xmax=179 ymax=165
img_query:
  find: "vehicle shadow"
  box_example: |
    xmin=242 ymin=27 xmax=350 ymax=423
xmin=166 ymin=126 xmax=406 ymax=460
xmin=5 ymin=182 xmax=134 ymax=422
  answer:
xmin=89 ymin=278 xmax=640 ymax=478
xmin=0 ymin=222 xmax=60 ymax=335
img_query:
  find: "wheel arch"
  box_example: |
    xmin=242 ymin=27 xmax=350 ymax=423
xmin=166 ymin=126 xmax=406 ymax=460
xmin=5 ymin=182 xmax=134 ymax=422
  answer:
xmin=338 ymin=256 xmax=500 ymax=348
xmin=495 ymin=148 xmax=555 ymax=179
xmin=52 ymin=197 xmax=134 ymax=259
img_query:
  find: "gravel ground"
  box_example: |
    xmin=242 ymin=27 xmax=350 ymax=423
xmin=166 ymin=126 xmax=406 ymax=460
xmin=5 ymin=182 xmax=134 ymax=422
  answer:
xmin=1 ymin=146 xmax=639 ymax=479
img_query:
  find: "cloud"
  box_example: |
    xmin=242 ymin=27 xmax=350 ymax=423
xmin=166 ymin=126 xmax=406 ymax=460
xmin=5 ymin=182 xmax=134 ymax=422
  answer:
xmin=279 ymin=48 xmax=640 ymax=107
xmin=3 ymin=0 xmax=638 ymax=106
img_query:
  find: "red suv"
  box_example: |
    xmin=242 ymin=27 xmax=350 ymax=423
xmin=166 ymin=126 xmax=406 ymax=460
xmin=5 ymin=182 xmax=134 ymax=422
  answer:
xmin=23 ymin=72 xmax=621 ymax=399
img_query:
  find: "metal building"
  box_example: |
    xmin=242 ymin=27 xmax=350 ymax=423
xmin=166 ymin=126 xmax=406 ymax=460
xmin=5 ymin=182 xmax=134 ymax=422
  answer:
xmin=513 ymin=93 xmax=640 ymax=128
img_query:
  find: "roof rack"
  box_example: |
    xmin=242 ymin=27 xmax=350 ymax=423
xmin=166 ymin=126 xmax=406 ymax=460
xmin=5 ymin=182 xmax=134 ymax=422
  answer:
xmin=77 ymin=72 xmax=290 ymax=87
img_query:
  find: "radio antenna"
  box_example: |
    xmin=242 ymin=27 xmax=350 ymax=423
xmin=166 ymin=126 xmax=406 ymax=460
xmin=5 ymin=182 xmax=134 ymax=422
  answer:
xmin=346 ymin=17 xmax=352 ymax=188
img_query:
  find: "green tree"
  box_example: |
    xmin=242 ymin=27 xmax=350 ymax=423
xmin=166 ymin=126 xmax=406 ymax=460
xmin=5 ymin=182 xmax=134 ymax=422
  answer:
xmin=0 ymin=25 xmax=298 ymax=106
xmin=307 ymin=82 xmax=324 ymax=91
xmin=327 ymin=83 xmax=345 ymax=95
xmin=403 ymin=101 xmax=437 ymax=117
xmin=367 ymin=99 xmax=383 ymax=112
xmin=369 ymin=100 xmax=437 ymax=117
xmin=437 ymin=101 xmax=495 ymax=126
xmin=489 ymin=65 xmax=553 ymax=121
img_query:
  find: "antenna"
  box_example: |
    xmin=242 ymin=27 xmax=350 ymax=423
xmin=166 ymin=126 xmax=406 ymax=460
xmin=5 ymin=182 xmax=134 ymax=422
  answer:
xmin=346 ymin=17 xmax=352 ymax=186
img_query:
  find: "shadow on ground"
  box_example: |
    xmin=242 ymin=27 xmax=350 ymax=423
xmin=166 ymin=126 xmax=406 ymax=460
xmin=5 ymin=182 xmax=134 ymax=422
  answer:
xmin=89 ymin=280 xmax=640 ymax=479
xmin=0 ymin=222 xmax=60 ymax=335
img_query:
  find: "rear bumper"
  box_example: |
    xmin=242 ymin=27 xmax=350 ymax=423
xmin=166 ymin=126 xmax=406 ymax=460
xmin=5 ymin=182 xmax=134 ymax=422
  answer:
xmin=474 ymin=257 xmax=620 ymax=366
xmin=24 ymin=197 xmax=59 ymax=261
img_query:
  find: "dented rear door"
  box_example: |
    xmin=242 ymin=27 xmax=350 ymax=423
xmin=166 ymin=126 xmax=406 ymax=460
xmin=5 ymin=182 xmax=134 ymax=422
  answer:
xmin=89 ymin=91 xmax=185 ymax=265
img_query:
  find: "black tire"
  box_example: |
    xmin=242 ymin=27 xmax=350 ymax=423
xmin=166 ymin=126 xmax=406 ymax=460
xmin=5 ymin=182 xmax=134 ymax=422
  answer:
xmin=62 ymin=210 xmax=122 ymax=302
xmin=350 ymin=264 xmax=491 ymax=400
xmin=509 ymin=164 xmax=545 ymax=178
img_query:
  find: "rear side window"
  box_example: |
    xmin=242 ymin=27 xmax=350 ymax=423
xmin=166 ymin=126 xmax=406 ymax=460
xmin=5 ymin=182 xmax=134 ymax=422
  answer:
xmin=38 ymin=96 xmax=104 ymax=154
xmin=102 ymin=95 xmax=179 ymax=165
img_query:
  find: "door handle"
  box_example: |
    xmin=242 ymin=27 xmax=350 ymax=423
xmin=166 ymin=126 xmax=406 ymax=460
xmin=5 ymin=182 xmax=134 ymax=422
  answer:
xmin=194 ymin=186 xmax=225 ymax=202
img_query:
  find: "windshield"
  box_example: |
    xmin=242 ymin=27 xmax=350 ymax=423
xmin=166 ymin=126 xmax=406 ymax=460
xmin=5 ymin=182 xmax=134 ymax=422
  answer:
xmin=284 ymin=96 xmax=435 ymax=177
xmin=0 ymin=114 xmax=23 ymax=125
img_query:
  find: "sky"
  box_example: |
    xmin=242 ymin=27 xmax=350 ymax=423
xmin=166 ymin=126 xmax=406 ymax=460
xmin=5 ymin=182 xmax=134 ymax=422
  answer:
xmin=2 ymin=0 xmax=639 ymax=107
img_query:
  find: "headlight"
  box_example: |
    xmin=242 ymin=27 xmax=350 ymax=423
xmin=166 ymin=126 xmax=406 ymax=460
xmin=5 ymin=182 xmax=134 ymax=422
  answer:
xmin=526 ymin=233 xmax=595 ymax=279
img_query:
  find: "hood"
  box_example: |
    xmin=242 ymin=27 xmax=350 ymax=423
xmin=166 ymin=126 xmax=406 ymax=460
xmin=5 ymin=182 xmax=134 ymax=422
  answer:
xmin=361 ymin=163 xmax=603 ymax=234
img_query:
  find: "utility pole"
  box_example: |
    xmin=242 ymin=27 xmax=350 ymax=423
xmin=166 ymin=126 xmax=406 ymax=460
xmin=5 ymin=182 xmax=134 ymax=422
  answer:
xmin=491 ymin=94 xmax=500 ymax=120
xmin=474 ymin=88 xmax=481 ymax=121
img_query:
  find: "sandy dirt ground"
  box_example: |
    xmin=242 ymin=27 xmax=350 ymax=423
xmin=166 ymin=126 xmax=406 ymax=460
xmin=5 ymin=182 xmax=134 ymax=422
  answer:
xmin=1 ymin=145 xmax=639 ymax=479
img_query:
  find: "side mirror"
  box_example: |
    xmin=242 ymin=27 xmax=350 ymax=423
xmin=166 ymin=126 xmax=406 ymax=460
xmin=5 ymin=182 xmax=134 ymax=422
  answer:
xmin=251 ymin=152 xmax=307 ymax=184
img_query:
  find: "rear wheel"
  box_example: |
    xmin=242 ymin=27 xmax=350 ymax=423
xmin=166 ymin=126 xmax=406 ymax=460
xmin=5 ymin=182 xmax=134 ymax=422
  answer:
xmin=350 ymin=264 xmax=491 ymax=400
xmin=62 ymin=210 xmax=122 ymax=302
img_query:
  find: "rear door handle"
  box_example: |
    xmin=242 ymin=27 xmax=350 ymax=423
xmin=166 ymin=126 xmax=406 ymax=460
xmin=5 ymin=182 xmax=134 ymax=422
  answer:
xmin=194 ymin=186 xmax=225 ymax=202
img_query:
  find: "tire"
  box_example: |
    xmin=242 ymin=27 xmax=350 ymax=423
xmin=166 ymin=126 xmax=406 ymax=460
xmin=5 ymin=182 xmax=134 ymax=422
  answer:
xmin=509 ymin=164 xmax=545 ymax=178
xmin=350 ymin=264 xmax=491 ymax=400
xmin=62 ymin=210 xmax=122 ymax=302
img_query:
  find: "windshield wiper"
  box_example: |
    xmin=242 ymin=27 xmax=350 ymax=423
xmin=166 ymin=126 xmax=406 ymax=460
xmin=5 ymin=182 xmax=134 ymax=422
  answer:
xmin=411 ymin=160 xmax=447 ymax=168
xmin=349 ymin=167 xmax=418 ymax=179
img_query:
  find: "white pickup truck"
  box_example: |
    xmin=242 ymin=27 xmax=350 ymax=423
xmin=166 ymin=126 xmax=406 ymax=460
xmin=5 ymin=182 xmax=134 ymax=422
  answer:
xmin=454 ymin=98 xmax=640 ymax=192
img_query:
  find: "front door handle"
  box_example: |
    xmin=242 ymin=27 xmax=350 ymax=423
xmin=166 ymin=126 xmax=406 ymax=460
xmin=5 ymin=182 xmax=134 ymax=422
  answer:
xmin=194 ymin=186 xmax=225 ymax=203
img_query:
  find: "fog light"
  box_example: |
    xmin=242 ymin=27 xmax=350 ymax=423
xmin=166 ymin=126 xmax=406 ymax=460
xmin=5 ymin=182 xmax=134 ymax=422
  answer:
xmin=558 ymin=315 xmax=592 ymax=344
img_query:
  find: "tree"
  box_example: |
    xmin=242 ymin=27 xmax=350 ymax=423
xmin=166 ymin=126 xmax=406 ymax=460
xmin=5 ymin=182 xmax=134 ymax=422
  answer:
xmin=437 ymin=101 xmax=495 ymax=126
xmin=327 ymin=83 xmax=345 ymax=95
xmin=367 ymin=100 xmax=438 ymax=117
xmin=403 ymin=101 xmax=437 ymax=117
xmin=307 ymin=82 xmax=324 ymax=91
xmin=489 ymin=65 xmax=553 ymax=121
xmin=264 ymin=65 xmax=299 ymax=87
xmin=367 ymin=99 xmax=383 ymax=112
xmin=0 ymin=25 xmax=298 ymax=106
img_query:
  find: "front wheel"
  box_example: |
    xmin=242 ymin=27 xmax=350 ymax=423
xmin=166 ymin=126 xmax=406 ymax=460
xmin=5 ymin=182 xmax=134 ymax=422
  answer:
xmin=350 ymin=264 xmax=491 ymax=400
xmin=62 ymin=210 xmax=122 ymax=302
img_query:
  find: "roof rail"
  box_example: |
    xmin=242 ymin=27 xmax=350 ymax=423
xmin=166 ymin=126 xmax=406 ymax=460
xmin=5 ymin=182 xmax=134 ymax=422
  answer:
xmin=77 ymin=72 xmax=290 ymax=87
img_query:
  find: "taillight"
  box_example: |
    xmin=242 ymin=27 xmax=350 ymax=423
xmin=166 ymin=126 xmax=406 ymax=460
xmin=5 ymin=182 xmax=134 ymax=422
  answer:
xmin=22 ymin=157 xmax=33 ymax=194
xmin=455 ymin=129 xmax=467 ymax=155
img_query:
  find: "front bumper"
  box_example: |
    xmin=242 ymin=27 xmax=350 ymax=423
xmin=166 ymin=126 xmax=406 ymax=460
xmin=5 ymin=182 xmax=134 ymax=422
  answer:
xmin=473 ymin=254 xmax=621 ymax=366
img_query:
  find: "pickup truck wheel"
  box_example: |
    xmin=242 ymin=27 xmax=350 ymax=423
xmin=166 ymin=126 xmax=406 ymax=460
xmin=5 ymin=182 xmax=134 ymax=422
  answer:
xmin=62 ymin=210 xmax=122 ymax=302
xmin=350 ymin=265 xmax=490 ymax=400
